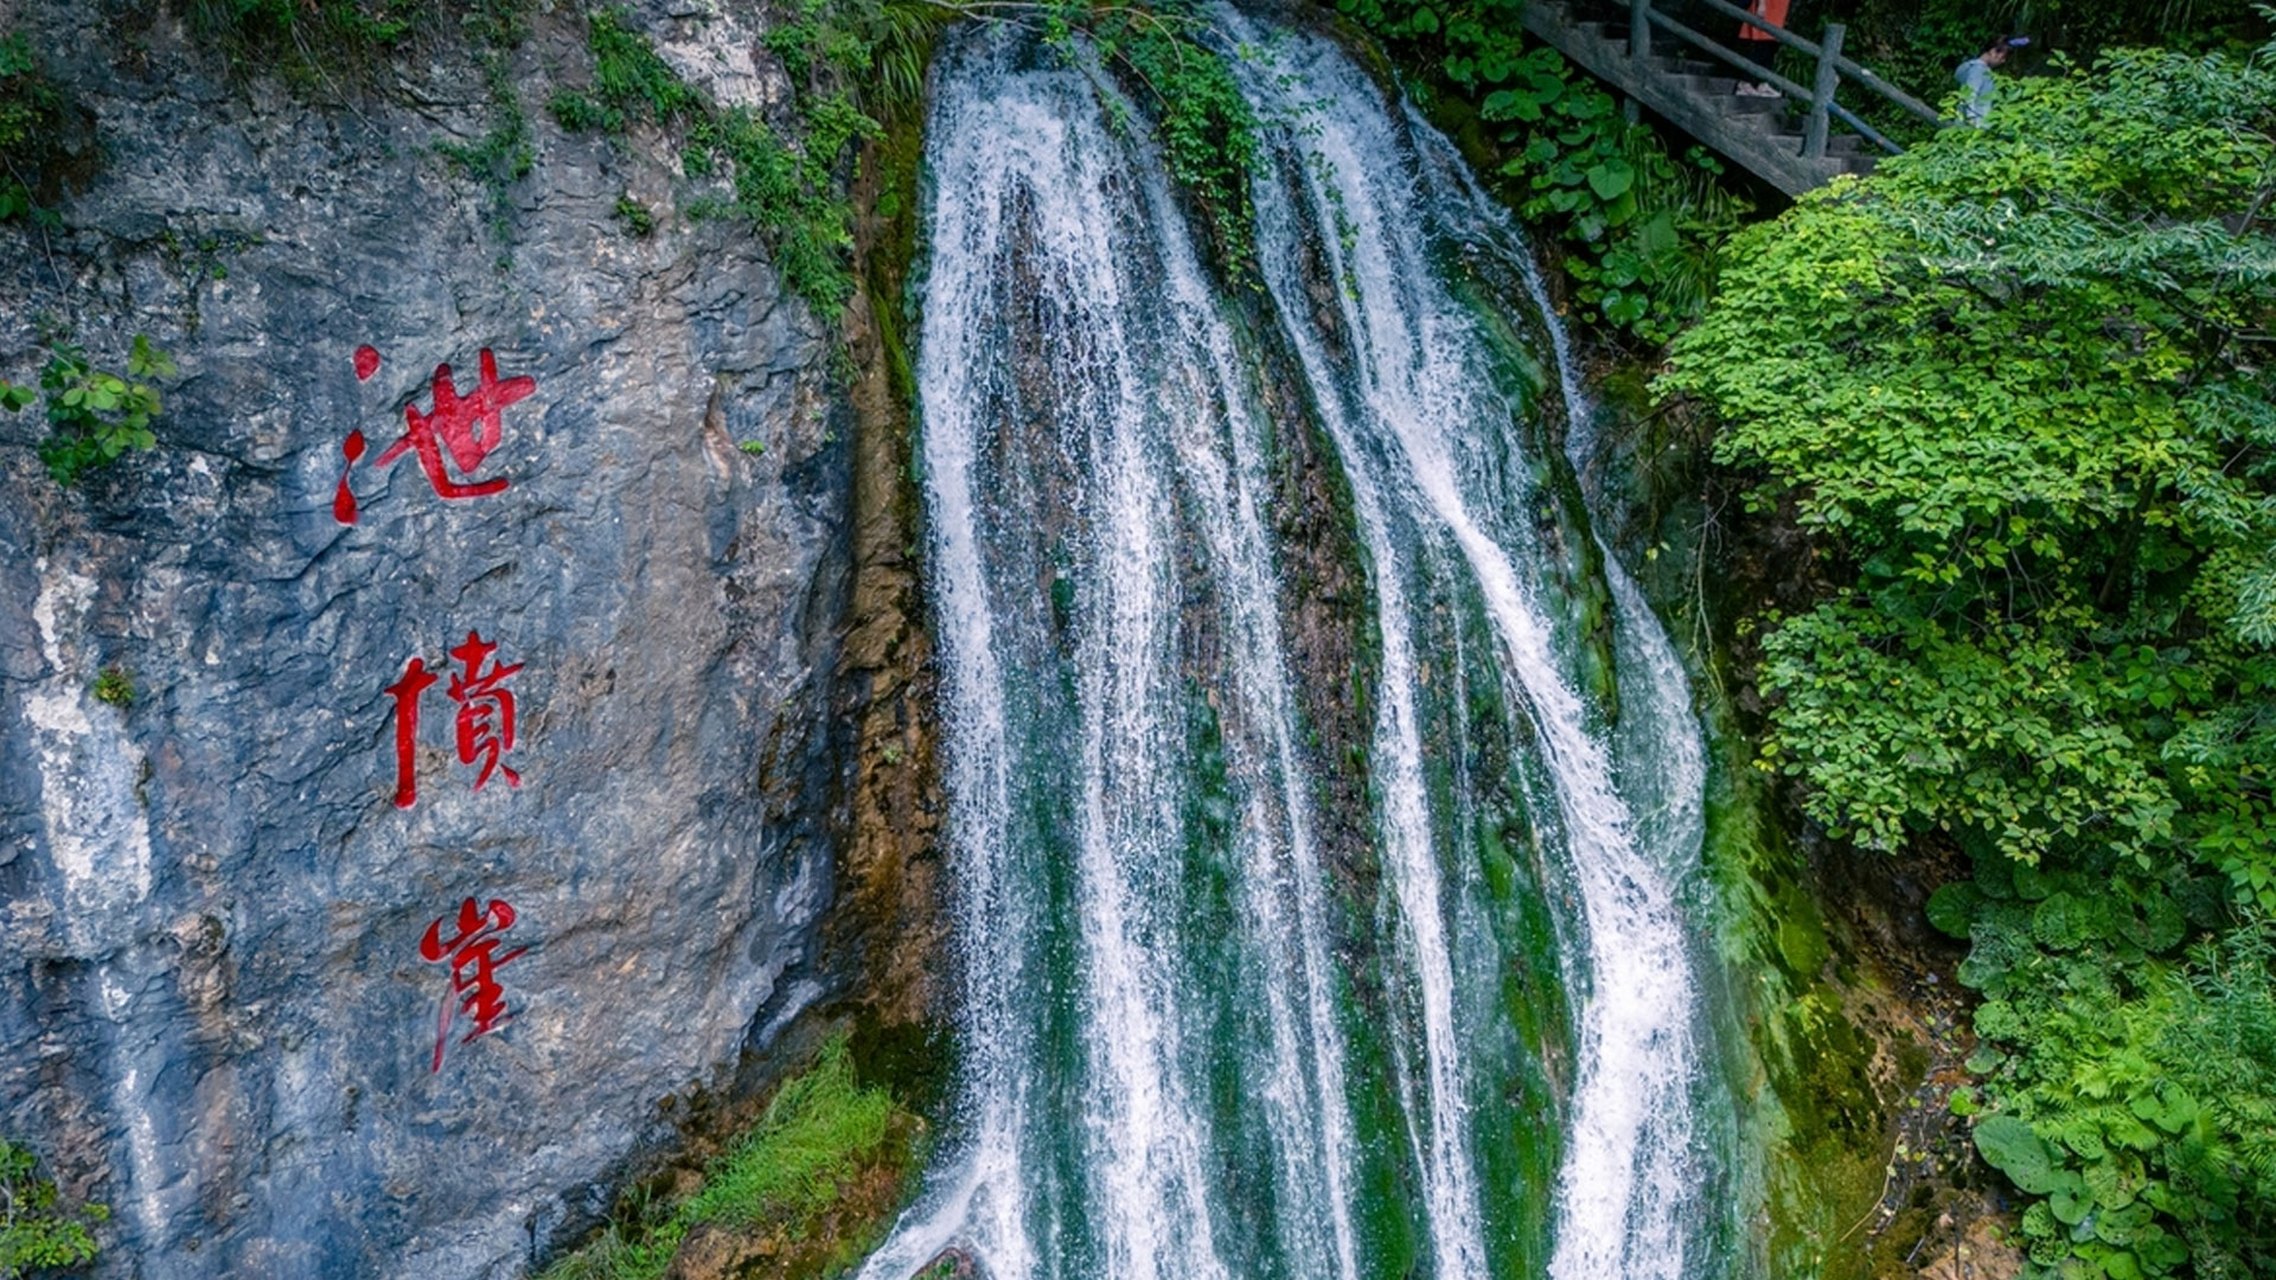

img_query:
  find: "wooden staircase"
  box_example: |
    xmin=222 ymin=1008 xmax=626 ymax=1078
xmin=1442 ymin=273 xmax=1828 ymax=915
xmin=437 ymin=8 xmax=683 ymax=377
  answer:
xmin=1520 ymin=0 xmax=1941 ymax=197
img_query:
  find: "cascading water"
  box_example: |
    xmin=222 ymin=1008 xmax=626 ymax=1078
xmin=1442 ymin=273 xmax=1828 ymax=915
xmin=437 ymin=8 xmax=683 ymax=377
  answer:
xmin=862 ymin=14 xmax=1745 ymax=1278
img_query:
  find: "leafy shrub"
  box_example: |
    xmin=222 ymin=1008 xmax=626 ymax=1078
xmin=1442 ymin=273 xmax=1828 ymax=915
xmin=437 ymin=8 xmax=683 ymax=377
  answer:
xmin=1330 ymin=0 xmax=1748 ymax=343
xmin=3 ymin=336 xmax=177 ymax=487
xmin=1664 ymin=43 xmax=2276 ymax=1278
xmin=1933 ymin=861 xmax=2276 ymax=1279
xmin=1664 ymin=47 xmax=2276 ymax=895
xmin=1478 ymin=46 xmax=1750 ymax=342
xmin=90 ymin=666 xmax=133 ymax=708
xmin=0 ymin=1138 xmax=105 ymax=1278
xmin=611 ymin=194 xmax=655 ymax=237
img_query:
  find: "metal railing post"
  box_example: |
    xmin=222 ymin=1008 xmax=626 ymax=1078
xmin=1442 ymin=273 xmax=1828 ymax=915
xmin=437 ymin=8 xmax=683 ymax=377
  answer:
xmin=1804 ymin=22 xmax=1844 ymax=157
xmin=1630 ymin=0 xmax=1652 ymax=62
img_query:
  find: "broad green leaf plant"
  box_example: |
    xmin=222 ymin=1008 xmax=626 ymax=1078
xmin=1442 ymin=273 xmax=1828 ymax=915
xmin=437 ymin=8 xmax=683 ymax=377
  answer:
xmin=1330 ymin=0 xmax=1750 ymax=343
xmin=3 ymin=335 xmax=177 ymax=486
xmin=1664 ymin=44 xmax=2276 ymax=1278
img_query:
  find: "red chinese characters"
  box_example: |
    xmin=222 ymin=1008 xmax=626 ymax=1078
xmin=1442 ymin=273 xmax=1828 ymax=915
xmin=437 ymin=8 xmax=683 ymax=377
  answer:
xmin=385 ymin=630 xmax=525 ymax=808
xmin=419 ymin=896 xmax=527 ymax=1073
xmin=334 ymin=346 xmax=535 ymax=525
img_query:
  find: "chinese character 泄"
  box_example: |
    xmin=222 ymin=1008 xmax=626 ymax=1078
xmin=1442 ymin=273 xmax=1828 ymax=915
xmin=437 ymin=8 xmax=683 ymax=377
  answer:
xmin=384 ymin=630 xmax=525 ymax=808
xmin=334 ymin=346 xmax=536 ymax=525
xmin=419 ymin=896 xmax=527 ymax=1073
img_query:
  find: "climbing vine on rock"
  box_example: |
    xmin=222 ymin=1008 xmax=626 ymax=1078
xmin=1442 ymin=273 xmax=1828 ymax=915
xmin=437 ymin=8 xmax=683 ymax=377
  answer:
xmin=550 ymin=3 xmax=941 ymax=311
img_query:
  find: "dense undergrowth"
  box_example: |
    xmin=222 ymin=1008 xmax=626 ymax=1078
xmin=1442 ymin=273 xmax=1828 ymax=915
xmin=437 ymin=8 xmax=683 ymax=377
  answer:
xmin=1330 ymin=0 xmax=1749 ymax=344
xmin=1664 ymin=39 xmax=2276 ymax=1279
xmin=536 ymin=1037 xmax=922 ymax=1280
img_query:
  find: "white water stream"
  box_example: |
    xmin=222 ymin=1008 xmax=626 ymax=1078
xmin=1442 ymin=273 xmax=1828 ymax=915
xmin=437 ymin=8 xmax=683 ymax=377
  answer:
xmin=859 ymin=16 xmax=1735 ymax=1278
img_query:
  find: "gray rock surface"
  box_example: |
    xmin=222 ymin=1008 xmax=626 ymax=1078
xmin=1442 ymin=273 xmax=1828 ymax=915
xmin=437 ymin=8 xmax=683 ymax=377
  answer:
xmin=0 ymin=4 xmax=859 ymax=1275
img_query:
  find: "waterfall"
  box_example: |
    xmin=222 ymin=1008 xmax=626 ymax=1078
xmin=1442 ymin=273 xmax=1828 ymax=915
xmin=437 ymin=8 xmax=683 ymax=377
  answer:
xmin=862 ymin=15 xmax=1737 ymax=1278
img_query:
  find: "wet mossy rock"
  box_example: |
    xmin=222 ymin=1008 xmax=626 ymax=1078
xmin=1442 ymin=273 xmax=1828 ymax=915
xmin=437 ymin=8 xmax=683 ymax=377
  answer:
xmin=0 ymin=1 xmax=944 ymax=1275
xmin=1570 ymin=361 xmax=1953 ymax=1279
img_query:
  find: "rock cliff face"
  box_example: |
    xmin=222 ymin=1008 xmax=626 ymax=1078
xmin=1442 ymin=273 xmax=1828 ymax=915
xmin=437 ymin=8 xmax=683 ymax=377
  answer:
xmin=0 ymin=4 xmax=906 ymax=1275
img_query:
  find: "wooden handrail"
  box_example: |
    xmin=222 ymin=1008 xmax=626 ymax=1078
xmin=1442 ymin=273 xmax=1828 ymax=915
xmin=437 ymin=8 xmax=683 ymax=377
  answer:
xmin=1828 ymin=97 xmax=1905 ymax=155
xmin=1623 ymin=0 xmax=1945 ymax=159
xmin=1803 ymin=22 xmax=1842 ymax=158
xmin=1832 ymin=53 xmax=1941 ymax=125
xmin=1643 ymin=7 xmax=1813 ymax=101
xmin=1683 ymin=0 xmax=1824 ymax=58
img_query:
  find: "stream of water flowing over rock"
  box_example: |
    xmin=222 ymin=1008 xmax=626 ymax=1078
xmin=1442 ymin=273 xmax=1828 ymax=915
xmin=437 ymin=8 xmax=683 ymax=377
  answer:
xmin=860 ymin=15 xmax=1746 ymax=1278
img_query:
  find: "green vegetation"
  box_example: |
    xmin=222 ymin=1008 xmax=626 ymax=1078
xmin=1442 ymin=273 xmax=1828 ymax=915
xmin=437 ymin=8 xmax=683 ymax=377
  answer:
xmin=188 ymin=0 xmax=527 ymax=83
xmin=612 ymin=194 xmax=655 ymax=237
xmin=0 ymin=31 xmax=71 ymax=225
xmin=545 ymin=1 xmax=1258 ymax=303
xmin=1077 ymin=3 xmax=1260 ymax=269
xmin=0 ymin=1138 xmax=105 ymax=1278
xmin=437 ymin=56 xmax=534 ymax=249
xmin=551 ymin=2 xmax=942 ymax=311
xmin=91 ymin=666 xmax=133 ymax=708
xmin=1331 ymin=0 xmax=1747 ymax=343
xmin=3 ymin=336 xmax=177 ymax=487
xmin=1474 ymin=46 xmax=1750 ymax=342
xmin=535 ymin=1036 xmax=920 ymax=1280
xmin=1664 ymin=41 xmax=2276 ymax=1279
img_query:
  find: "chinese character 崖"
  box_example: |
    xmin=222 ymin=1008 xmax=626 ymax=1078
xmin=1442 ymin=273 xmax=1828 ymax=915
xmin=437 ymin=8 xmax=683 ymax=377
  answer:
xmin=419 ymin=896 xmax=527 ymax=1073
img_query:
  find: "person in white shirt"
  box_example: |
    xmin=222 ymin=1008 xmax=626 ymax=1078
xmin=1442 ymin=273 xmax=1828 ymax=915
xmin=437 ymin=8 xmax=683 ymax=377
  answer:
xmin=1956 ymin=35 xmax=2030 ymax=125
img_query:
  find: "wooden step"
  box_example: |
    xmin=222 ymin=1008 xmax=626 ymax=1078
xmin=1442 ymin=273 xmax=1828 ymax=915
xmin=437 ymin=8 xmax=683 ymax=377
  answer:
xmin=1717 ymin=92 xmax=1786 ymax=116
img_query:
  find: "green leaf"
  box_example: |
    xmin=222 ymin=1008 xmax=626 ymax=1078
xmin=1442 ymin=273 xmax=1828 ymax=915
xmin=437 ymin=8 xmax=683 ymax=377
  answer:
xmin=1927 ymin=882 xmax=1982 ymax=938
xmin=1977 ymin=1115 xmax=2065 ymax=1193
xmin=1584 ymin=158 xmax=1633 ymax=200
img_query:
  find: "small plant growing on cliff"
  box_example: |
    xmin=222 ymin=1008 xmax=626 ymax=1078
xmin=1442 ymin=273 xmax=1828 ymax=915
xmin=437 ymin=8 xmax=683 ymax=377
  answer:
xmin=535 ymin=1036 xmax=914 ymax=1280
xmin=90 ymin=666 xmax=133 ymax=708
xmin=0 ymin=32 xmax=71 ymax=225
xmin=0 ymin=1138 xmax=105 ymax=1278
xmin=3 ymin=335 xmax=176 ymax=486
xmin=611 ymin=194 xmax=655 ymax=237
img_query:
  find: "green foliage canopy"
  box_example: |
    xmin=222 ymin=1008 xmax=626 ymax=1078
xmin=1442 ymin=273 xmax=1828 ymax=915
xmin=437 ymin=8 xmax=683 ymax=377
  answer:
xmin=1664 ymin=47 xmax=2276 ymax=893
xmin=1664 ymin=43 xmax=2276 ymax=1278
